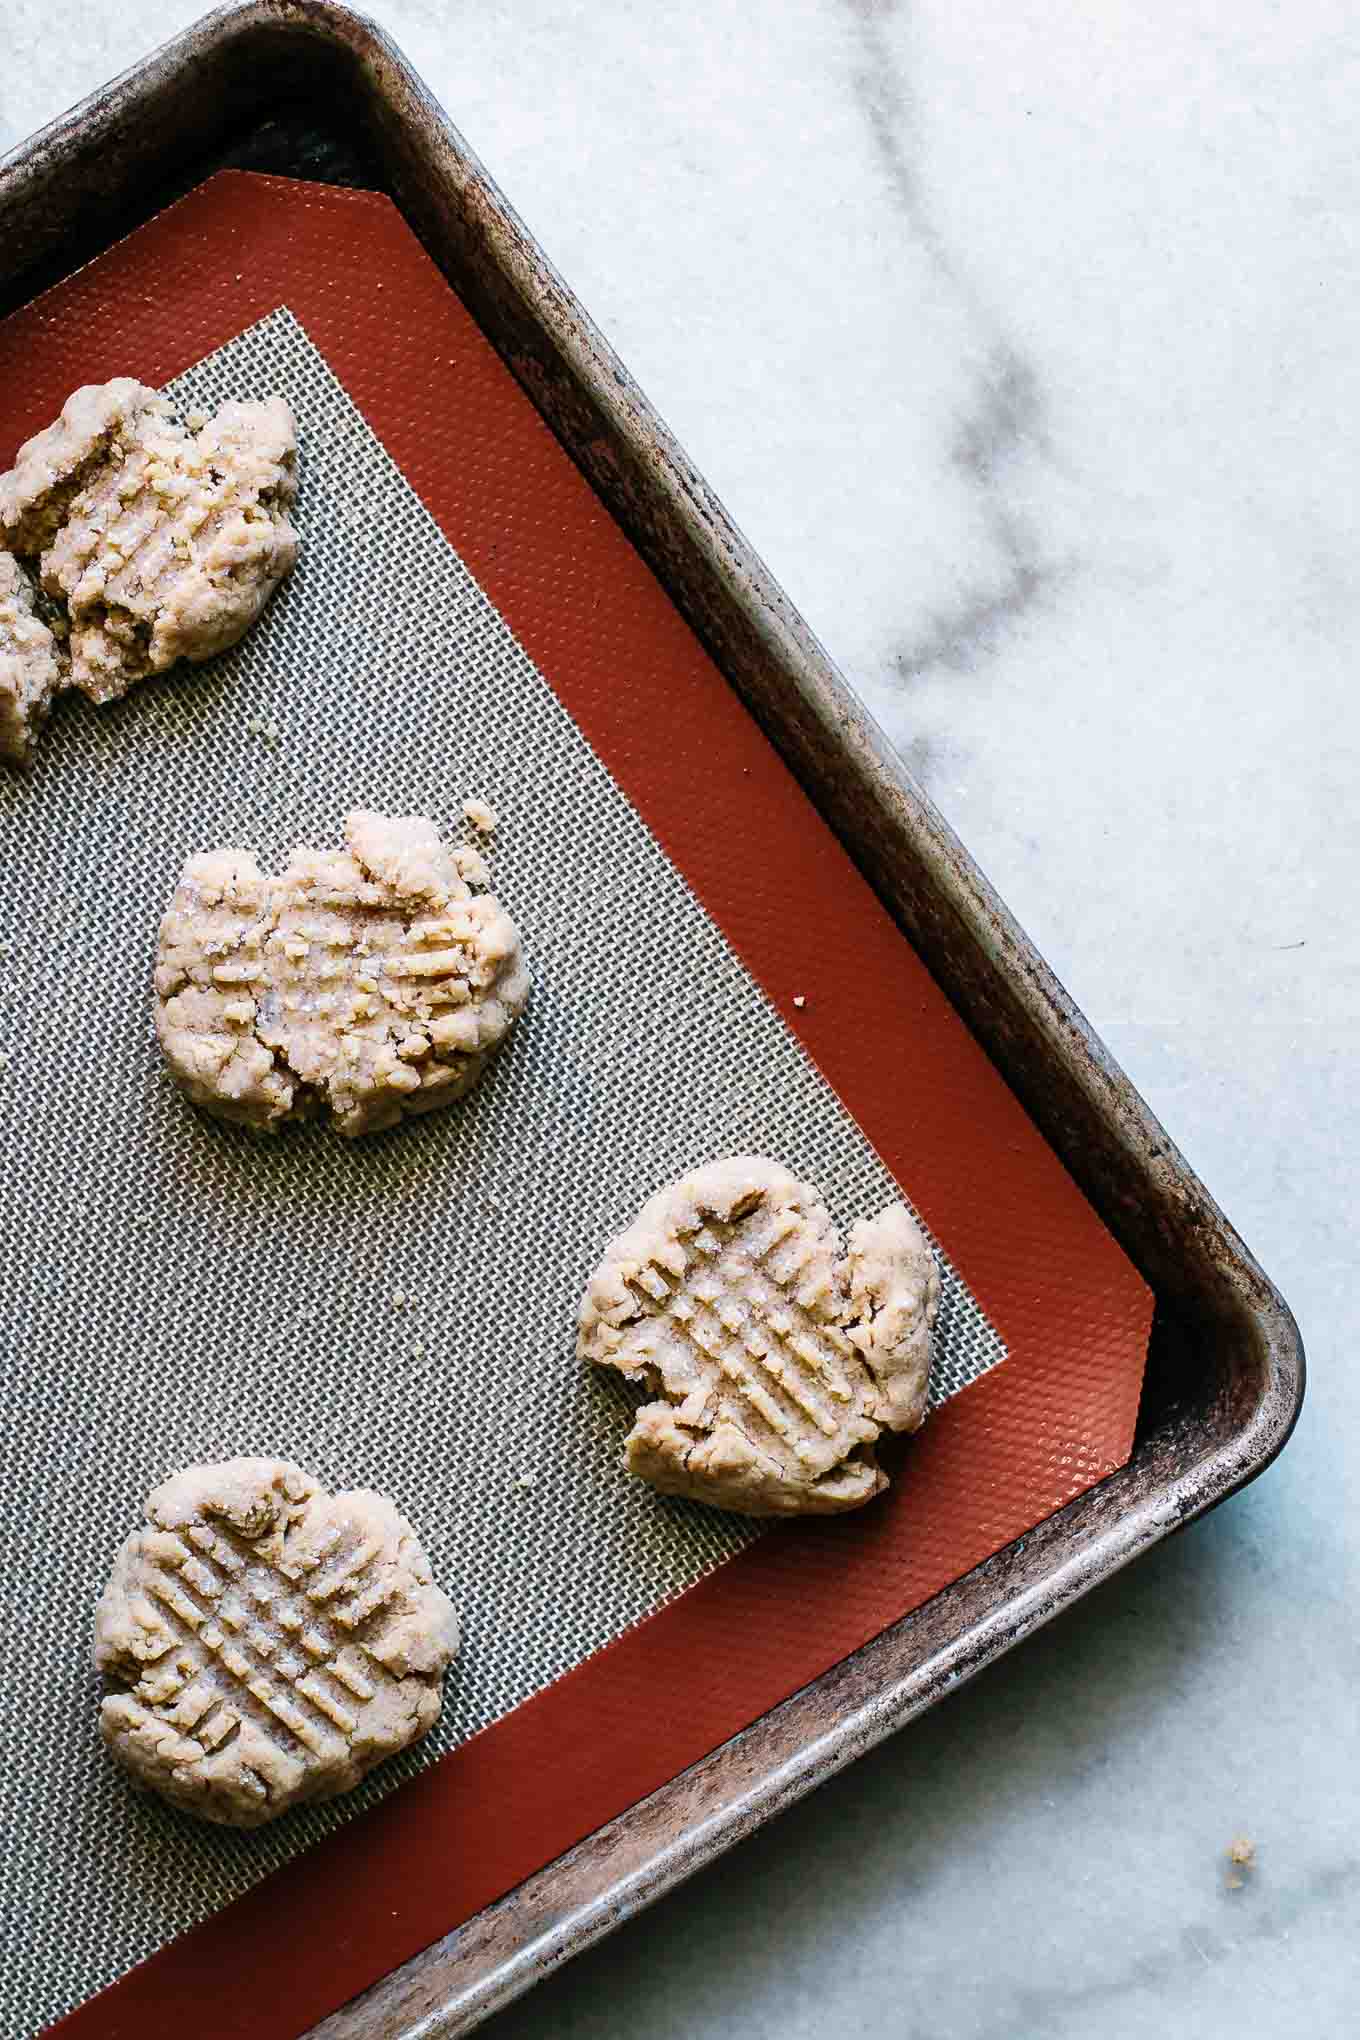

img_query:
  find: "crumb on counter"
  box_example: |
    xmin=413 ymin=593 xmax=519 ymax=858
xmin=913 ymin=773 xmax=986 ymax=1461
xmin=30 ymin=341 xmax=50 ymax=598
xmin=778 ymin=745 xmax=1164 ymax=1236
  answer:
xmin=793 ymin=994 xmax=806 ymax=1009
xmin=1226 ymin=1836 xmax=1256 ymax=1889
xmin=463 ymin=797 xmax=498 ymax=832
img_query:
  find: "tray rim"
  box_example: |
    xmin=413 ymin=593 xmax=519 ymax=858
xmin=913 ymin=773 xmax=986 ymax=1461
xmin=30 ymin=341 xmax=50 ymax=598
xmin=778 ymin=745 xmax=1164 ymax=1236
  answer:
xmin=0 ymin=6 xmax=1304 ymax=2036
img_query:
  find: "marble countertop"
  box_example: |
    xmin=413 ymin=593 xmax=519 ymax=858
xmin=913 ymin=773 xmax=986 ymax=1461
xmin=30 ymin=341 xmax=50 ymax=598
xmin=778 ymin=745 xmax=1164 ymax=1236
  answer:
xmin=5 ymin=3 xmax=1356 ymax=2034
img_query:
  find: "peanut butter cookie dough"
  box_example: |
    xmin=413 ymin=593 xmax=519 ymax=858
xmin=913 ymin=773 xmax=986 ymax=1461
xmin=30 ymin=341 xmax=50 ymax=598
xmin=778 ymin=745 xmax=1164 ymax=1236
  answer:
xmin=0 ymin=376 xmax=296 ymax=750
xmin=154 ymin=810 xmax=530 ymax=1135
xmin=0 ymin=550 xmax=64 ymax=764
xmin=580 ymin=1157 xmax=940 ymax=1516
xmin=95 ymin=1457 xmax=459 ymax=1828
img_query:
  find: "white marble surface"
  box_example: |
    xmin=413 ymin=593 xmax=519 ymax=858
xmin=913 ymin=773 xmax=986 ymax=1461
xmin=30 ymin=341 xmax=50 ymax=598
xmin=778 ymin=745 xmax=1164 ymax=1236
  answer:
xmin=5 ymin=2 xmax=1358 ymax=2033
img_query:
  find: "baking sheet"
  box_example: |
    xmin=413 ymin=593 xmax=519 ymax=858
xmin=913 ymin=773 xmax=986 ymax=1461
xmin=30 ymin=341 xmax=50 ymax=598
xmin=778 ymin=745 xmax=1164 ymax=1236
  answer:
xmin=0 ymin=309 xmax=1005 ymax=2038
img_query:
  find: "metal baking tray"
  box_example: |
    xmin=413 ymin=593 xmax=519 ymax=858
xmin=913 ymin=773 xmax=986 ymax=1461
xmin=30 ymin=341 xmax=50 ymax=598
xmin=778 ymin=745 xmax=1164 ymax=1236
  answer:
xmin=0 ymin=5 xmax=1304 ymax=2034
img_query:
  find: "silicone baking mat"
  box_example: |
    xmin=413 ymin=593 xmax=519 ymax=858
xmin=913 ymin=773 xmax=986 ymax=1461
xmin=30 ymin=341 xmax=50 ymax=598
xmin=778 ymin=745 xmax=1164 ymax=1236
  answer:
xmin=0 ymin=174 xmax=1151 ymax=2040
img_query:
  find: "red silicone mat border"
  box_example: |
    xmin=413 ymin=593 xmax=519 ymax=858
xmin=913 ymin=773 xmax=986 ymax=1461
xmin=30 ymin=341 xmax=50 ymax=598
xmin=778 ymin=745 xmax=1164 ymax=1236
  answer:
xmin=0 ymin=173 xmax=1151 ymax=2040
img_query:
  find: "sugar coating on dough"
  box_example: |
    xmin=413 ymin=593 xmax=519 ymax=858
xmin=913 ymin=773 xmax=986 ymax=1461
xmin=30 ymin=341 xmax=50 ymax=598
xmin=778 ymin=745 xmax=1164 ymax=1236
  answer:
xmin=0 ymin=376 xmax=296 ymax=709
xmin=94 ymin=1457 xmax=459 ymax=1828
xmin=0 ymin=550 xmax=64 ymax=764
xmin=579 ymin=1156 xmax=940 ymax=1517
xmin=154 ymin=810 xmax=530 ymax=1136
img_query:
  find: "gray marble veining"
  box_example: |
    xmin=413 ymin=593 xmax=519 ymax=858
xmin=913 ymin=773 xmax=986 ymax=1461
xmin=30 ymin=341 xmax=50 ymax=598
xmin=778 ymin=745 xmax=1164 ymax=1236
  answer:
xmin=844 ymin=0 xmax=1058 ymax=699
xmin=3 ymin=3 xmax=1358 ymax=2035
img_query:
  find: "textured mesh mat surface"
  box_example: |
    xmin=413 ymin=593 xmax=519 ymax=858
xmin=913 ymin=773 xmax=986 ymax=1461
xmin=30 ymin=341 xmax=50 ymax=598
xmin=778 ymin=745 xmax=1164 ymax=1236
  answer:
xmin=0 ymin=311 xmax=1004 ymax=2037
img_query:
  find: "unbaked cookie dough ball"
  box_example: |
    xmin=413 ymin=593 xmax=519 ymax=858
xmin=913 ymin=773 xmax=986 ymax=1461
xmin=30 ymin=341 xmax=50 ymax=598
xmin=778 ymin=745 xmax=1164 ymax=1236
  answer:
xmin=94 ymin=1457 xmax=459 ymax=1827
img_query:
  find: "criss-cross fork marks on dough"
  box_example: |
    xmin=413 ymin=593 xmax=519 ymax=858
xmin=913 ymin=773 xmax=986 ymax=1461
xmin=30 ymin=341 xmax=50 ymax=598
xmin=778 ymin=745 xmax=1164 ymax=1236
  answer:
xmin=0 ymin=377 xmax=296 ymax=751
xmin=129 ymin=1515 xmax=406 ymax=1751
xmin=154 ymin=811 xmax=530 ymax=1136
xmin=620 ymin=1204 xmax=880 ymax=1484
xmin=580 ymin=1158 xmax=941 ymax=1518
xmin=95 ymin=1460 xmax=459 ymax=1827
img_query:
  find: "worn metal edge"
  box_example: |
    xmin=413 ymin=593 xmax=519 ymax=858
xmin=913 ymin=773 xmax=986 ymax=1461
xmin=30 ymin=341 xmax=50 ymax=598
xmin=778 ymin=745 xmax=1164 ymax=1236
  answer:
xmin=311 ymin=1291 xmax=1301 ymax=2038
